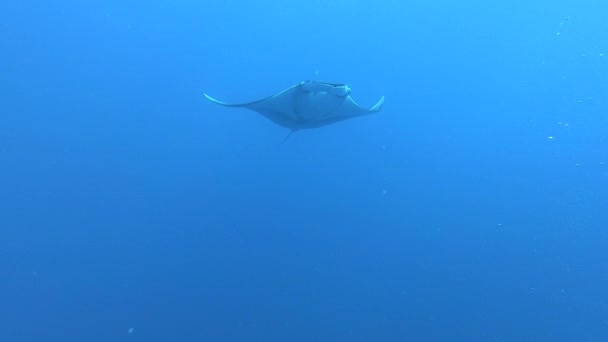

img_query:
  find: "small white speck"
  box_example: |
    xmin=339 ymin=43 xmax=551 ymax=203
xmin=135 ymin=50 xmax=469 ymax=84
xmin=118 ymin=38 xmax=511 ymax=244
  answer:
xmin=556 ymin=32 xmax=561 ymax=35
xmin=600 ymin=53 xmax=605 ymax=57
xmin=547 ymin=136 xmax=554 ymax=140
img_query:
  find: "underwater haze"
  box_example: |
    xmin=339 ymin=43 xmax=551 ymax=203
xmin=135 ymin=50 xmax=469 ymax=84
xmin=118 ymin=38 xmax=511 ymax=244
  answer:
xmin=2 ymin=0 xmax=608 ymax=341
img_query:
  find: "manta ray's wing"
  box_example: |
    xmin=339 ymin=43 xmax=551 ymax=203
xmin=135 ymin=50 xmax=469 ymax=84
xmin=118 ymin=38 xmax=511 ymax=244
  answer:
xmin=203 ymin=84 xmax=303 ymax=129
xmin=351 ymin=95 xmax=385 ymax=113
xmin=304 ymin=94 xmax=385 ymax=128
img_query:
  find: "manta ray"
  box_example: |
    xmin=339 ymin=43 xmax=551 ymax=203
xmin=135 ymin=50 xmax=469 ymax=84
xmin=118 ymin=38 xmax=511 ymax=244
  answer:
xmin=203 ymin=80 xmax=384 ymax=133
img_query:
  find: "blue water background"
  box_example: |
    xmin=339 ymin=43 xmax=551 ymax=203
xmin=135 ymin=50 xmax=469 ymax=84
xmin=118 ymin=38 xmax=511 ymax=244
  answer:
xmin=1 ymin=0 xmax=607 ymax=341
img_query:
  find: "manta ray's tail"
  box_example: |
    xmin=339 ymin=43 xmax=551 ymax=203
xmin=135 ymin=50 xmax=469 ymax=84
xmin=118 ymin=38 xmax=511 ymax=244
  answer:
xmin=281 ymin=130 xmax=296 ymax=144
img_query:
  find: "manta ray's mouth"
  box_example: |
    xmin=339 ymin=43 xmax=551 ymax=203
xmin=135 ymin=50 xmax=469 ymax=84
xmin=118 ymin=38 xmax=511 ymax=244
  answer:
xmin=300 ymin=80 xmax=351 ymax=97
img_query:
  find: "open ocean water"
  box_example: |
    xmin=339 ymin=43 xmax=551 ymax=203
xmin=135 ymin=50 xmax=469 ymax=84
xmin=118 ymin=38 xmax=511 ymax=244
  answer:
xmin=1 ymin=0 xmax=607 ymax=341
